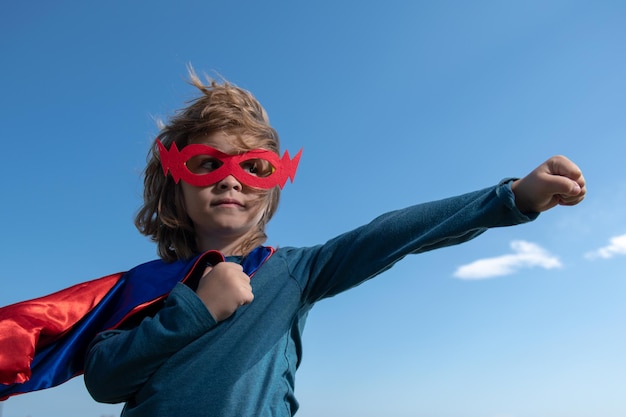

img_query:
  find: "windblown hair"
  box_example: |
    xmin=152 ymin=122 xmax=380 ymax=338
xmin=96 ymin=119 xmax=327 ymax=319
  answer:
xmin=135 ymin=69 xmax=281 ymax=262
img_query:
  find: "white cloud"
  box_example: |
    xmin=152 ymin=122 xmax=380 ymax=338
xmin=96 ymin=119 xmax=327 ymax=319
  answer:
xmin=453 ymin=240 xmax=562 ymax=280
xmin=584 ymin=233 xmax=626 ymax=260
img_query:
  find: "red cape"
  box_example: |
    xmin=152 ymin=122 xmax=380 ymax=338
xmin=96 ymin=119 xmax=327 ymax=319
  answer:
xmin=0 ymin=247 xmax=273 ymax=399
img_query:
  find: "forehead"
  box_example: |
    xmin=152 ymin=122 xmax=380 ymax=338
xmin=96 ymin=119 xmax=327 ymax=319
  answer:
xmin=188 ymin=131 xmax=262 ymax=155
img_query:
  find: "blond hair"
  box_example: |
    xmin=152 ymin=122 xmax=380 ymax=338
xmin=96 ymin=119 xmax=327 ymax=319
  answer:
xmin=135 ymin=69 xmax=281 ymax=261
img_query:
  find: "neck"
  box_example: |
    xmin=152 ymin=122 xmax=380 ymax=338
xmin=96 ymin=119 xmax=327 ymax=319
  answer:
xmin=196 ymin=234 xmax=249 ymax=257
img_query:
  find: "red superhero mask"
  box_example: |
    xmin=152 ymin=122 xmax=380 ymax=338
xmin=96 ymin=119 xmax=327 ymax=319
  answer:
xmin=157 ymin=139 xmax=302 ymax=189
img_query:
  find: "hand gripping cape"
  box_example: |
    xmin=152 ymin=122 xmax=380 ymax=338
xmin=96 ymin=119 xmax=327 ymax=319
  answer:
xmin=0 ymin=246 xmax=274 ymax=400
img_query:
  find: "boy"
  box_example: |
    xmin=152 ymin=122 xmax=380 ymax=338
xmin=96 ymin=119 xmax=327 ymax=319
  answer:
xmin=1 ymin=70 xmax=586 ymax=416
xmin=83 ymin=72 xmax=585 ymax=416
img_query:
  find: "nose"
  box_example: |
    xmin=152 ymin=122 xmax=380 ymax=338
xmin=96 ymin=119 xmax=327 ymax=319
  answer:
xmin=217 ymin=175 xmax=243 ymax=191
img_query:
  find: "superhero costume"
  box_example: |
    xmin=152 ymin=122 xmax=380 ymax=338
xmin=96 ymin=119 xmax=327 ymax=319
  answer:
xmin=0 ymin=139 xmax=297 ymax=400
xmin=83 ymin=181 xmax=537 ymax=417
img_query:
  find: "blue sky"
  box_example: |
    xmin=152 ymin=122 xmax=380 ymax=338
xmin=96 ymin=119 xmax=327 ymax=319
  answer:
xmin=1 ymin=1 xmax=625 ymax=416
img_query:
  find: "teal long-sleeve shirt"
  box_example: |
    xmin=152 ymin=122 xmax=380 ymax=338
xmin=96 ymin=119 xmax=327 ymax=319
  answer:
xmin=84 ymin=181 xmax=536 ymax=417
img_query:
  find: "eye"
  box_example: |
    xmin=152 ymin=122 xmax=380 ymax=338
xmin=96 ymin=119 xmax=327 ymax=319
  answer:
xmin=240 ymin=159 xmax=274 ymax=177
xmin=186 ymin=156 xmax=223 ymax=174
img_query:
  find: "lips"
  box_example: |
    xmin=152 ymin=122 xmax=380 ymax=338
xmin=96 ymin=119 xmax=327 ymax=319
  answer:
xmin=211 ymin=198 xmax=244 ymax=207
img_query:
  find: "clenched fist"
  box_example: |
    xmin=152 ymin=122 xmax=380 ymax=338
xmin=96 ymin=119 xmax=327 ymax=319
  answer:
xmin=512 ymin=155 xmax=586 ymax=213
xmin=195 ymin=262 xmax=254 ymax=322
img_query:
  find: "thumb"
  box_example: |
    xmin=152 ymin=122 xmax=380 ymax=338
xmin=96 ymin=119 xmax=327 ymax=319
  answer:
xmin=546 ymin=155 xmax=585 ymax=194
xmin=548 ymin=174 xmax=582 ymax=197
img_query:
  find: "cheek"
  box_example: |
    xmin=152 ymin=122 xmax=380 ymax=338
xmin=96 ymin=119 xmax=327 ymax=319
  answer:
xmin=180 ymin=183 xmax=210 ymax=216
xmin=246 ymin=195 xmax=269 ymax=224
xmin=180 ymin=183 xmax=194 ymax=210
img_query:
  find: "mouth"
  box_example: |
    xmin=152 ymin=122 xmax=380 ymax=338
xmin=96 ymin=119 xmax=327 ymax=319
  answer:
xmin=211 ymin=198 xmax=245 ymax=208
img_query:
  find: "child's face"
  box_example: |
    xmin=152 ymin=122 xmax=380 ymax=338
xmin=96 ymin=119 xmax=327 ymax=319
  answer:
xmin=180 ymin=132 xmax=268 ymax=253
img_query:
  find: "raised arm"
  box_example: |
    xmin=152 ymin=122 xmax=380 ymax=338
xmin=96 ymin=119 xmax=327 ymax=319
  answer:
xmin=297 ymin=155 xmax=586 ymax=303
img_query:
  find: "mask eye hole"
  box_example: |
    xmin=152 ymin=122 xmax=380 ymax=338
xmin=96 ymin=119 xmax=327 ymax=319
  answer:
xmin=186 ymin=155 xmax=223 ymax=174
xmin=240 ymin=159 xmax=275 ymax=177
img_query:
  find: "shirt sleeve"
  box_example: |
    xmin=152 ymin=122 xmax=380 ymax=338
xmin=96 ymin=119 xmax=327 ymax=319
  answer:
xmin=290 ymin=180 xmax=537 ymax=302
xmin=84 ymin=283 xmax=217 ymax=404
